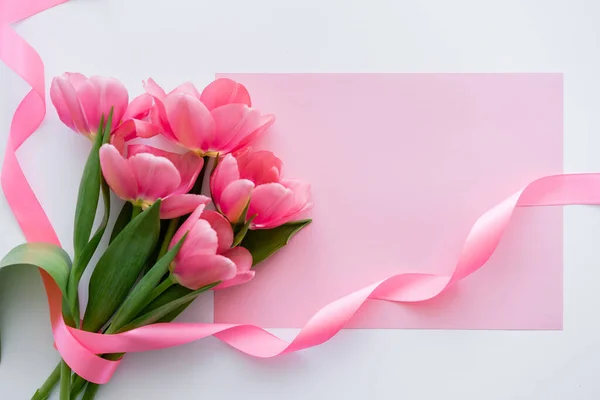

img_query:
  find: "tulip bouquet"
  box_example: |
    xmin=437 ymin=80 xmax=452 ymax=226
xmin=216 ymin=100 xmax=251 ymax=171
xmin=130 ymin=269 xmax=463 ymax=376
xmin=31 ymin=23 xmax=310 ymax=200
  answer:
xmin=1 ymin=74 xmax=311 ymax=399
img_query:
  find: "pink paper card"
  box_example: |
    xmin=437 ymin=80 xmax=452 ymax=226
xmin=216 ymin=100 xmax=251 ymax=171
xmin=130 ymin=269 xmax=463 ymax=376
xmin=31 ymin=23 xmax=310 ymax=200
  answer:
xmin=214 ymin=74 xmax=563 ymax=329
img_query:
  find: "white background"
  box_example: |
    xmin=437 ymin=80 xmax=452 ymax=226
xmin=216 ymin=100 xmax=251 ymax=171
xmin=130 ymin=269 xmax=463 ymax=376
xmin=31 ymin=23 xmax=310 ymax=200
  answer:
xmin=2 ymin=0 xmax=600 ymax=399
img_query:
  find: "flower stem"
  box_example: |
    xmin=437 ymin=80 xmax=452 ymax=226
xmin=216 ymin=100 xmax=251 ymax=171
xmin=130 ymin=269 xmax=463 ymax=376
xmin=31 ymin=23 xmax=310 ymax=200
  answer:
xmin=31 ymin=363 xmax=61 ymax=400
xmin=149 ymin=277 xmax=175 ymax=303
xmin=157 ymin=218 xmax=179 ymax=260
xmin=81 ymin=382 xmax=100 ymax=400
xmin=131 ymin=205 xmax=142 ymax=219
xmin=59 ymin=360 xmax=71 ymax=400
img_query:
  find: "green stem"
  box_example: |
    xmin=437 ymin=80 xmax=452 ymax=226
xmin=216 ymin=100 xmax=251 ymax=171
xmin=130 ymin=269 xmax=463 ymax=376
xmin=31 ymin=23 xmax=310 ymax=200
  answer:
xmin=59 ymin=360 xmax=71 ymax=400
xmin=81 ymin=383 xmax=100 ymax=400
xmin=131 ymin=205 xmax=142 ymax=219
xmin=69 ymin=376 xmax=87 ymax=398
xmin=157 ymin=218 xmax=179 ymax=260
xmin=31 ymin=363 xmax=61 ymax=400
xmin=149 ymin=277 xmax=175 ymax=302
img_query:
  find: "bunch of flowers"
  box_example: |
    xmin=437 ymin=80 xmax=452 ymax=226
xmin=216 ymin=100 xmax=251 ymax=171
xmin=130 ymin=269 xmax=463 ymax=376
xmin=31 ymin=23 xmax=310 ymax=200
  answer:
xmin=3 ymin=73 xmax=311 ymax=399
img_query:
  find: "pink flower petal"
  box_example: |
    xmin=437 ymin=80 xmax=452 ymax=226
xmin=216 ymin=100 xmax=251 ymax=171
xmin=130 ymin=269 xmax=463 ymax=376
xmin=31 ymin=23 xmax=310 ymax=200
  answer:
xmin=223 ymin=246 xmax=253 ymax=272
xmin=248 ymin=183 xmax=295 ymax=228
xmin=86 ymin=76 xmax=129 ymax=133
xmin=210 ymin=154 xmax=240 ymax=204
xmin=200 ymin=210 xmax=234 ymax=253
xmin=281 ymin=178 xmax=312 ymax=214
xmin=171 ymin=82 xmax=201 ymax=99
xmin=238 ymin=150 xmax=283 ymax=185
xmin=210 ymin=104 xmax=261 ymax=152
xmin=230 ymin=114 xmax=275 ymax=153
xmin=128 ymin=145 xmax=203 ymax=194
xmin=215 ymin=271 xmax=255 ymax=289
xmin=143 ymin=78 xmax=167 ymax=101
xmin=50 ymin=73 xmax=90 ymax=134
xmin=127 ymin=153 xmax=181 ymax=200
xmin=173 ymin=254 xmax=237 ymax=290
xmin=123 ymin=93 xmax=153 ymax=120
xmin=177 ymin=219 xmax=219 ymax=258
xmin=171 ymin=204 xmax=206 ymax=246
xmin=112 ymin=119 xmax=161 ymax=142
xmin=99 ymin=144 xmax=138 ymax=200
xmin=200 ymin=78 xmax=251 ymax=111
xmin=160 ymin=194 xmax=211 ymax=219
xmin=219 ymin=179 xmax=254 ymax=223
xmin=164 ymin=92 xmax=215 ymax=151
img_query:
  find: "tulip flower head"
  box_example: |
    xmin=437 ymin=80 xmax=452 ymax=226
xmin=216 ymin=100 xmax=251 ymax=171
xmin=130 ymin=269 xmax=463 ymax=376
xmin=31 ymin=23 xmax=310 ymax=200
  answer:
xmin=50 ymin=73 xmax=129 ymax=139
xmin=169 ymin=204 xmax=254 ymax=290
xmin=141 ymin=78 xmax=275 ymax=156
xmin=99 ymin=144 xmax=210 ymax=219
xmin=211 ymin=151 xmax=312 ymax=229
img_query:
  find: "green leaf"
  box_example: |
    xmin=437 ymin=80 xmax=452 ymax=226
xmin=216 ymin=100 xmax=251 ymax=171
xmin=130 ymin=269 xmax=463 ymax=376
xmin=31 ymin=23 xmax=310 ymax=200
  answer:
xmin=117 ymin=282 xmax=217 ymax=332
xmin=0 ymin=243 xmax=72 ymax=296
xmin=107 ymin=236 xmax=185 ymax=333
xmin=110 ymin=202 xmax=133 ymax=243
xmin=240 ymin=219 xmax=312 ymax=266
xmin=72 ymin=122 xmax=104 ymax=261
xmin=232 ymin=214 xmax=255 ymax=247
xmin=83 ymin=200 xmax=161 ymax=332
xmin=138 ymin=284 xmax=193 ymax=315
xmin=68 ymin=112 xmax=113 ymax=327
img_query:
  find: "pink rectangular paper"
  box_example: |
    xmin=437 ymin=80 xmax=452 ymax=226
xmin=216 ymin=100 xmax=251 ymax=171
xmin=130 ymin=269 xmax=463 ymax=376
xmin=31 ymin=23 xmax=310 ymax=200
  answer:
xmin=214 ymin=73 xmax=563 ymax=329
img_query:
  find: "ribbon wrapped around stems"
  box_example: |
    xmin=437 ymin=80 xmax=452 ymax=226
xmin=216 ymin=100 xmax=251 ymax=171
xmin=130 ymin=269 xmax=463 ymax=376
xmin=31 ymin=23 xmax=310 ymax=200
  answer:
xmin=2 ymin=0 xmax=600 ymax=386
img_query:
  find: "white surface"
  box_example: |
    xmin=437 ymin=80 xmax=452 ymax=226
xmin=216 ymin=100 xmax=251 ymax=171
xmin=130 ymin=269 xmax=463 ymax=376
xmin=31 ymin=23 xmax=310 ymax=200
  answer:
xmin=1 ymin=0 xmax=600 ymax=399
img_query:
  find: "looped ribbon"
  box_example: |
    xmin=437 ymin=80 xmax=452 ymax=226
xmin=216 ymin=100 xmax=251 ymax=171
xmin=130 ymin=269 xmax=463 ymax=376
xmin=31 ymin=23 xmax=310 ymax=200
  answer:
xmin=3 ymin=0 xmax=600 ymax=385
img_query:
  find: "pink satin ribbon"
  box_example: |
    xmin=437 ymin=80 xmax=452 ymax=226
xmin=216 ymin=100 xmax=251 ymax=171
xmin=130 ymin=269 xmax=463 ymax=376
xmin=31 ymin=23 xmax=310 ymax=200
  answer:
xmin=3 ymin=0 xmax=600 ymax=386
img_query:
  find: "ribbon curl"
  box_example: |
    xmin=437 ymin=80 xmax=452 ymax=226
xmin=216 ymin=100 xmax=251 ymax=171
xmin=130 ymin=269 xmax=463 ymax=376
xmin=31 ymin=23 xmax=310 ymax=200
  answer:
xmin=2 ymin=0 xmax=600 ymax=386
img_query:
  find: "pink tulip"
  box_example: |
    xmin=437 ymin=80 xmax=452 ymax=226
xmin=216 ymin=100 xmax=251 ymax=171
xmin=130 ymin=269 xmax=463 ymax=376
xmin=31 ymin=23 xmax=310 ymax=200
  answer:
xmin=99 ymin=144 xmax=210 ymax=219
xmin=50 ymin=73 xmax=129 ymax=139
xmin=211 ymin=151 xmax=311 ymax=229
xmin=170 ymin=204 xmax=254 ymax=290
xmin=140 ymin=78 xmax=275 ymax=155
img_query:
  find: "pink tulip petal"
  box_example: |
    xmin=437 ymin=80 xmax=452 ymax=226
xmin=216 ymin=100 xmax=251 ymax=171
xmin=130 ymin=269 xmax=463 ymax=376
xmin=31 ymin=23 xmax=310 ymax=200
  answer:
xmin=161 ymin=194 xmax=211 ymax=219
xmin=164 ymin=93 xmax=215 ymax=151
xmin=86 ymin=76 xmax=129 ymax=133
xmin=215 ymin=271 xmax=255 ymax=289
xmin=219 ymin=179 xmax=254 ymax=223
xmin=50 ymin=74 xmax=90 ymax=134
xmin=210 ymin=104 xmax=262 ymax=152
xmin=171 ymin=82 xmax=201 ymax=99
xmin=112 ymin=119 xmax=161 ymax=142
xmin=128 ymin=145 xmax=203 ymax=194
xmin=210 ymin=154 xmax=240 ymax=204
xmin=230 ymin=114 xmax=276 ymax=152
xmin=200 ymin=78 xmax=251 ymax=110
xmin=281 ymin=178 xmax=312 ymax=214
xmin=223 ymin=246 xmax=253 ymax=272
xmin=171 ymin=204 xmax=206 ymax=246
xmin=248 ymin=183 xmax=295 ymax=227
xmin=123 ymin=93 xmax=153 ymax=120
xmin=177 ymin=219 xmax=219 ymax=258
xmin=127 ymin=153 xmax=181 ymax=200
xmin=99 ymin=144 xmax=138 ymax=200
xmin=238 ymin=150 xmax=283 ymax=185
xmin=173 ymin=254 xmax=237 ymax=290
xmin=200 ymin=210 xmax=234 ymax=253
xmin=143 ymin=78 xmax=167 ymax=101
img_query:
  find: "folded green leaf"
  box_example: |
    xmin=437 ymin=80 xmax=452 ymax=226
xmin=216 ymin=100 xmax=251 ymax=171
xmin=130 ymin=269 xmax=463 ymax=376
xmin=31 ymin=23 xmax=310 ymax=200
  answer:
xmin=240 ymin=219 xmax=312 ymax=266
xmin=110 ymin=202 xmax=133 ymax=243
xmin=72 ymin=117 xmax=105 ymax=261
xmin=106 ymin=236 xmax=186 ymax=333
xmin=117 ymin=282 xmax=217 ymax=332
xmin=83 ymin=200 xmax=161 ymax=332
xmin=0 ymin=243 xmax=72 ymax=295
